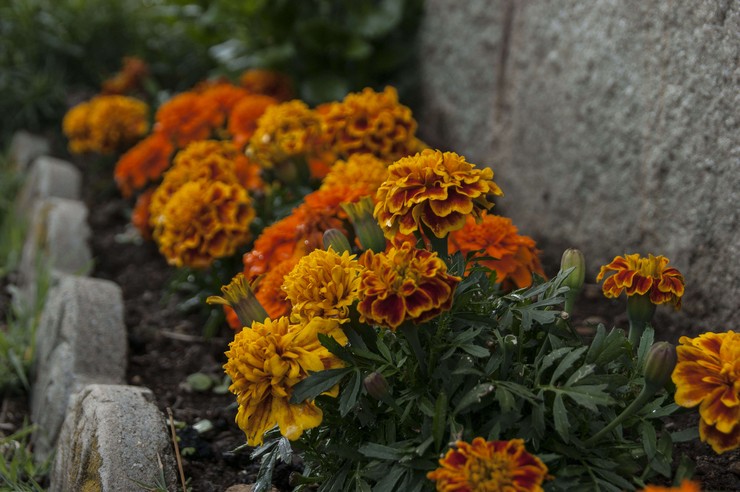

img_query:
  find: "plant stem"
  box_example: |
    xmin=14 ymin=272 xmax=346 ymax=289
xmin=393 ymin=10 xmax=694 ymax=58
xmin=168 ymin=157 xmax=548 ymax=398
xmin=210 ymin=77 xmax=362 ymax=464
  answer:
xmin=583 ymin=382 xmax=659 ymax=447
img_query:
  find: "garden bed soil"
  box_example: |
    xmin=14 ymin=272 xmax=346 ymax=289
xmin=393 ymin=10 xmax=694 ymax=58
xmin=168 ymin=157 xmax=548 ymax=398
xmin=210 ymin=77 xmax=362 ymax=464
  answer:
xmin=2 ymin=156 xmax=738 ymax=491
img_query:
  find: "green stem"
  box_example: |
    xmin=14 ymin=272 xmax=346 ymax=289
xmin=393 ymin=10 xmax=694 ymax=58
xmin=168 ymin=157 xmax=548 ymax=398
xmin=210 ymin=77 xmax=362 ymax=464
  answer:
xmin=583 ymin=382 xmax=660 ymax=447
xmin=626 ymin=294 xmax=656 ymax=349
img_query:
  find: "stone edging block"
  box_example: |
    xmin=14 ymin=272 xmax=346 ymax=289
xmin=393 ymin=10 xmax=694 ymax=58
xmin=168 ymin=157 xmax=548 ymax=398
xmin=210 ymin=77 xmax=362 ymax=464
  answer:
xmin=15 ymin=156 xmax=82 ymax=222
xmin=8 ymin=131 xmax=51 ymax=173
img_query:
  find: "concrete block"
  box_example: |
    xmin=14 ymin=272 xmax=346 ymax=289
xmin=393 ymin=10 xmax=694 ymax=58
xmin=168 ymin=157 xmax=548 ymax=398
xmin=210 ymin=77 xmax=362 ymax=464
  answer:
xmin=15 ymin=156 xmax=82 ymax=222
xmin=31 ymin=275 xmax=126 ymax=462
xmin=8 ymin=131 xmax=51 ymax=173
xmin=51 ymin=385 xmax=178 ymax=492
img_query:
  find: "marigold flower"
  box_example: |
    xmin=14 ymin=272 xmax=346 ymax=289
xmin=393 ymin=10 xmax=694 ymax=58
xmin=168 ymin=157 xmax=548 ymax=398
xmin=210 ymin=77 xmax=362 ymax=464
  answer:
xmin=375 ymin=149 xmax=503 ymax=239
xmin=114 ymin=133 xmax=174 ymax=197
xmin=247 ymin=100 xmax=323 ymax=168
xmin=450 ymin=212 xmax=545 ymax=290
xmin=672 ymin=330 xmax=740 ymax=453
xmin=149 ymin=140 xmax=262 ymax=226
xmin=224 ymin=316 xmax=345 ymax=446
xmin=317 ymin=86 xmax=418 ymax=162
xmin=596 ymin=254 xmax=685 ymax=309
xmin=239 ymin=68 xmax=294 ymax=101
xmin=154 ymin=91 xmax=224 ymax=148
xmin=357 ymin=242 xmax=460 ymax=330
xmin=427 ymin=437 xmax=549 ymax=492
xmin=101 ymin=56 xmax=149 ymax=95
xmin=207 ymin=273 xmax=269 ymax=329
xmin=640 ymin=480 xmax=702 ymax=492
xmin=200 ymin=82 xmax=251 ymax=121
xmin=227 ymin=94 xmax=279 ymax=151
xmin=131 ymin=188 xmax=155 ymax=240
xmin=254 ymin=257 xmax=299 ymax=322
xmin=283 ymin=247 xmax=362 ymax=323
xmin=153 ymin=180 xmax=255 ymax=269
xmin=63 ymin=95 xmax=150 ymax=154
xmin=320 ymin=153 xmax=389 ymax=194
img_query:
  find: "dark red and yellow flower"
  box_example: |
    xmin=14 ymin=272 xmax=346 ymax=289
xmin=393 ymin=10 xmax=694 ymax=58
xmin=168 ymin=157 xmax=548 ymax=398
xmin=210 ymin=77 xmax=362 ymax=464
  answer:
xmin=596 ymin=254 xmax=685 ymax=309
xmin=427 ymin=437 xmax=549 ymax=492
xmin=375 ymin=149 xmax=503 ymax=239
xmin=357 ymin=242 xmax=460 ymax=330
xmin=224 ymin=315 xmax=345 ymax=446
xmin=316 ymin=86 xmax=418 ymax=162
xmin=450 ymin=212 xmax=545 ymax=290
xmin=114 ymin=132 xmax=174 ymax=197
xmin=154 ymin=91 xmax=224 ymax=148
xmin=246 ymin=100 xmax=323 ymax=169
xmin=672 ymin=330 xmax=740 ymax=453
xmin=101 ymin=56 xmax=150 ymax=96
xmin=640 ymin=479 xmax=702 ymax=492
xmin=149 ymin=140 xmax=262 ymax=227
xmin=227 ymin=94 xmax=279 ymax=151
xmin=239 ymin=68 xmax=294 ymax=102
xmin=153 ymin=180 xmax=255 ymax=269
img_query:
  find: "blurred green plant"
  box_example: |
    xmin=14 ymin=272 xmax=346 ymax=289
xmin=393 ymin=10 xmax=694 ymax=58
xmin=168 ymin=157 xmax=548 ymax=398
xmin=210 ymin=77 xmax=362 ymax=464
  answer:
xmin=0 ymin=423 xmax=51 ymax=491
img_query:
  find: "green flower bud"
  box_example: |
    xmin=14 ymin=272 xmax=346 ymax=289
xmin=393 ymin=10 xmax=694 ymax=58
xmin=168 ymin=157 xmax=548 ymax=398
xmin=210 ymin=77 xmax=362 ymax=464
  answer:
xmin=643 ymin=341 xmax=677 ymax=390
xmin=560 ymin=248 xmax=586 ymax=294
xmin=206 ymin=273 xmax=268 ymax=327
xmin=323 ymin=228 xmax=352 ymax=254
xmin=342 ymin=197 xmax=387 ymax=253
xmin=363 ymin=372 xmax=390 ymax=401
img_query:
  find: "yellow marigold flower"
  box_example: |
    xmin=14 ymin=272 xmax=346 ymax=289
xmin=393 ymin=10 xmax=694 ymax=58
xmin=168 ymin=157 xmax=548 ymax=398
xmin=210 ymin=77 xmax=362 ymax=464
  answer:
xmin=320 ymin=153 xmax=389 ymax=194
xmin=247 ymin=100 xmax=323 ymax=168
xmin=357 ymin=242 xmax=460 ymax=330
xmin=450 ymin=212 xmax=545 ymax=290
xmin=640 ymin=479 xmax=702 ymax=492
xmin=596 ymin=253 xmax=685 ymax=309
xmin=282 ymin=247 xmax=362 ymax=323
xmin=154 ymin=91 xmax=224 ymax=148
xmin=63 ymin=95 xmax=150 ymax=154
xmin=375 ymin=149 xmax=503 ymax=239
xmin=224 ymin=316 xmax=346 ymax=446
xmin=153 ymin=180 xmax=255 ymax=269
xmin=149 ymin=140 xmax=262 ymax=227
xmin=672 ymin=330 xmax=740 ymax=454
xmin=317 ymin=86 xmax=418 ymax=162
xmin=427 ymin=437 xmax=549 ymax=492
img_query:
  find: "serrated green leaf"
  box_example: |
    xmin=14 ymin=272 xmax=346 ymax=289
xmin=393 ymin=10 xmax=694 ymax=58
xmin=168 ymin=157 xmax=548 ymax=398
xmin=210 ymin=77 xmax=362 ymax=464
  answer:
xmin=539 ymin=347 xmax=572 ymax=374
xmin=290 ymin=367 xmax=352 ymax=403
xmin=641 ymin=421 xmax=657 ymax=459
xmin=553 ymin=393 xmax=569 ymax=442
xmin=670 ymin=426 xmax=699 ymax=443
xmin=585 ymin=324 xmax=607 ymax=363
xmin=373 ymin=465 xmax=406 ymax=492
xmin=432 ymin=391 xmax=447 ymax=450
xmin=496 ymin=387 xmax=515 ymax=413
xmin=339 ymin=369 xmax=362 ymax=417
xmin=358 ymin=442 xmax=406 ymax=460
xmin=636 ymin=326 xmax=655 ymax=370
xmin=318 ymin=333 xmax=354 ymax=362
xmin=564 ymin=363 xmax=595 ymax=387
xmin=453 ymin=382 xmax=496 ymax=415
xmin=460 ymin=344 xmax=490 ymax=358
xmin=560 ymin=384 xmax=614 ymax=411
xmin=254 ymin=446 xmax=278 ymax=492
xmin=550 ymin=346 xmax=588 ymax=385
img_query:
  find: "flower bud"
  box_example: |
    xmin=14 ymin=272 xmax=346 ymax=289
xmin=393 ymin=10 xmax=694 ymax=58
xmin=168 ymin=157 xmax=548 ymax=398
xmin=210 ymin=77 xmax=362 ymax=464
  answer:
xmin=643 ymin=341 xmax=677 ymax=390
xmin=363 ymin=372 xmax=390 ymax=401
xmin=206 ymin=273 xmax=269 ymax=327
xmin=323 ymin=228 xmax=352 ymax=254
xmin=342 ymin=197 xmax=387 ymax=253
xmin=560 ymin=248 xmax=586 ymax=294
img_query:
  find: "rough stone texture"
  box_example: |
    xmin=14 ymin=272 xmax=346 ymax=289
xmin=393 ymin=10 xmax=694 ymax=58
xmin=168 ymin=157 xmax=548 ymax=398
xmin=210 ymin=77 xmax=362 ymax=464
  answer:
xmin=51 ymin=384 xmax=178 ymax=492
xmin=417 ymin=0 xmax=739 ymax=337
xmin=18 ymin=198 xmax=92 ymax=308
xmin=15 ymin=156 xmax=82 ymax=222
xmin=8 ymin=131 xmax=51 ymax=173
xmin=31 ymin=275 xmax=126 ymax=462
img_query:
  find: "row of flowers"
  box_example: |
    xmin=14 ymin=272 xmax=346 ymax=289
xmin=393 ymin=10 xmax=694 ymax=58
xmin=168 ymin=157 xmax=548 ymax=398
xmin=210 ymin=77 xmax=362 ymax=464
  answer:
xmin=62 ymin=60 xmax=737 ymax=491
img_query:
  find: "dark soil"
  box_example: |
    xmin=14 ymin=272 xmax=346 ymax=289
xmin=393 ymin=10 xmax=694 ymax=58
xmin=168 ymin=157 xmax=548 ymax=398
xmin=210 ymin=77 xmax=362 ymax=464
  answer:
xmin=2 ymin=153 xmax=738 ymax=491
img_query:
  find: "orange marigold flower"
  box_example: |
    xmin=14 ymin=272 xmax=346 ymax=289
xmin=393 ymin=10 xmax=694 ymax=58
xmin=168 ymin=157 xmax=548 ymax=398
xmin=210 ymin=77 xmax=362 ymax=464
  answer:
xmin=101 ymin=56 xmax=150 ymax=95
xmin=254 ymin=257 xmax=299 ymax=322
xmin=114 ymin=133 xmax=174 ymax=197
xmin=131 ymin=188 xmax=155 ymax=240
xmin=357 ymin=242 xmax=460 ymax=330
xmin=427 ymin=437 xmax=549 ymax=492
xmin=200 ymin=82 xmax=251 ymax=121
xmin=149 ymin=140 xmax=262 ymax=226
xmin=672 ymin=330 xmax=740 ymax=454
xmin=246 ymin=100 xmax=323 ymax=168
xmin=154 ymin=91 xmax=224 ymax=148
xmin=375 ymin=149 xmax=503 ymax=239
xmin=640 ymin=479 xmax=702 ymax=492
xmin=320 ymin=153 xmax=389 ymax=195
xmin=224 ymin=315 xmax=345 ymax=446
xmin=153 ymin=180 xmax=255 ymax=269
xmin=317 ymin=86 xmax=418 ymax=162
xmin=596 ymin=254 xmax=685 ymax=309
xmin=450 ymin=212 xmax=545 ymax=290
xmin=239 ymin=68 xmax=294 ymax=102
xmin=227 ymin=94 xmax=279 ymax=151
xmin=63 ymin=95 xmax=150 ymax=154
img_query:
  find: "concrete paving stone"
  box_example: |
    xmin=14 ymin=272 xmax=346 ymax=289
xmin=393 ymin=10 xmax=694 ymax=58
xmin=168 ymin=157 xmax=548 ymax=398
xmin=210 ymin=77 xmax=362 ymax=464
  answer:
xmin=15 ymin=156 xmax=82 ymax=222
xmin=8 ymin=131 xmax=51 ymax=173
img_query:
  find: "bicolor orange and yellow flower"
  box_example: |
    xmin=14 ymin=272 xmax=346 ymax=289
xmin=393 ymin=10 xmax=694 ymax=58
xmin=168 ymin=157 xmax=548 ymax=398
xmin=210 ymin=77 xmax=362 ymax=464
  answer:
xmin=596 ymin=254 xmax=685 ymax=309
xmin=427 ymin=437 xmax=549 ymax=492
xmin=672 ymin=330 xmax=740 ymax=453
xmin=640 ymin=480 xmax=702 ymax=492
xmin=224 ymin=316 xmax=346 ymax=446
xmin=357 ymin=242 xmax=460 ymax=330
xmin=375 ymin=149 xmax=503 ymax=239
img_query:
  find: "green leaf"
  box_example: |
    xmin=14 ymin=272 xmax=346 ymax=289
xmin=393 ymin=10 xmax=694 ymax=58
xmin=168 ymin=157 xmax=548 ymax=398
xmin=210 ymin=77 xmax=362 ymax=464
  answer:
xmin=550 ymin=346 xmax=588 ymax=385
xmin=186 ymin=372 xmax=213 ymax=392
xmin=290 ymin=368 xmax=352 ymax=403
xmin=339 ymin=369 xmax=362 ymax=417
xmin=373 ymin=465 xmax=406 ymax=492
xmin=641 ymin=421 xmax=657 ymax=459
xmin=253 ymin=446 xmax=278 ymax=492
xmin=432 ymin=391 xmax=447 ymax=451
xmin=358 ymin=442 xmax=406 ymax=460
xmin=564 ymin=363 xmax=595 ymax=386
xmin=560 ymin=384 xmax=614 ymax=411
xmin=453 ymin=383 xmax=496 ymax=415
xmin=318 ymin=333 xmax=354 ymax=363
xmin=539 ymin=347 xmax=572 ymax=374
xmin=553 ymin=393 xmax=569 ymax=442
xmin=496 ymin=387 xmax=515 ymax=413
xmin=636 ymin=326 xmax=655 ymax=370
xmin=460 ymin=344 xmax=490 ymax=358
xmin=671 ymin=426 xmax=699 ymax=443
